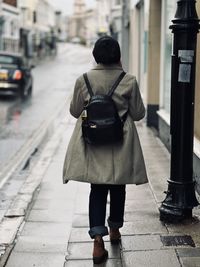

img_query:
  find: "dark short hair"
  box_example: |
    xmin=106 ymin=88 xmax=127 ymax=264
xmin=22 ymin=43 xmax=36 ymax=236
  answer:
xmin=92 ymin=36 xmax=121 ymax=65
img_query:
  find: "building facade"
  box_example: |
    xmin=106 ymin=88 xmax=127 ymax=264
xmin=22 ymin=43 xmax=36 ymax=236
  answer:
xmin=96 ymin=0 xmax=110 ymax=36
xmin=109 ymin=0 xmax=122 ymax=44
xmin=34 ymin=0 xmax=56 ymax=58
xmin=0 ymin=0 xmax=57 ymax=61
xmin=1 ymin=0 xmax=20 ymax=52
xmin=84 ymin=8 xmax=97 ymax=46
xmin=55 ymin=11 xmax=67 ymax=42
xmin=126 ymin=0 xmax=200 ymax=195
xmin=67 ymin=0 xmax=86 ymax=43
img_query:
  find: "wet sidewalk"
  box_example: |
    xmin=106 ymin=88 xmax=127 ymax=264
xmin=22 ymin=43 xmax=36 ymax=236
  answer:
xmin=3 ymin=116 xmax=200 ymax=267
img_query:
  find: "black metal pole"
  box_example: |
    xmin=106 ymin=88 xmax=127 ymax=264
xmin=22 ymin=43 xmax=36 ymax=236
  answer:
xmin=159 ymin=0 xmax=200 ymax=222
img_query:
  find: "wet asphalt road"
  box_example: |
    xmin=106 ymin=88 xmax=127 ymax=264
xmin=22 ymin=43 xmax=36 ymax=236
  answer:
xmin=0 ymin=43 xmax=93 ymax=185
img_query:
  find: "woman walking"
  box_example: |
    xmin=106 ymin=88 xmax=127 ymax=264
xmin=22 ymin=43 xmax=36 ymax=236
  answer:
xmin=63 ymin=36 xmax=148 ymax=264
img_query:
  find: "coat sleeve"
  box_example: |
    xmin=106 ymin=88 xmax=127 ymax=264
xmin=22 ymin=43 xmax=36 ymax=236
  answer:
xmin=70 ymin=77 xmax=85 ymax=119
xmin=128 ymin=77 xmax=146 ymax=121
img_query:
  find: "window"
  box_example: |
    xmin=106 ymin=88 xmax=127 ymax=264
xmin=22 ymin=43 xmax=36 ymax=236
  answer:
xmin=115 ymin=0 xmax=121 ymax=6
xmin=160 ymin=0 xmax=176 ymax=113
xmin=33 ymin=11 xmax=37 ymax=23
xmin=10 ymin=21 xmax=14 ymax=36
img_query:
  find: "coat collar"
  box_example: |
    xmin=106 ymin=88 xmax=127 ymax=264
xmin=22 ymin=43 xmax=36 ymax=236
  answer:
xmin=92 ymin=63 xmax=123 ymax=71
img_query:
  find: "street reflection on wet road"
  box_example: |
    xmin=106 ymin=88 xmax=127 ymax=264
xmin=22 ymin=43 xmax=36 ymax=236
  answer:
xmin=0 ymin=43 xmax=93 ymax=179
xmin=0 ymin=96 xmax=20 ymax=128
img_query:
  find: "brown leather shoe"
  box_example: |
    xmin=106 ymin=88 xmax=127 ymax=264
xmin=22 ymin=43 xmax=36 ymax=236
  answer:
xmin=93 ymin=235 xmax=108 ymax=264
xmin=109 ymin=228 xmax=121 ymax=244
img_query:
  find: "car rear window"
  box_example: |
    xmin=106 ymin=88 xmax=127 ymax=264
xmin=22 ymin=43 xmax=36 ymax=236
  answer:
xmin=0 ymin=55 xmax=19 ymax=65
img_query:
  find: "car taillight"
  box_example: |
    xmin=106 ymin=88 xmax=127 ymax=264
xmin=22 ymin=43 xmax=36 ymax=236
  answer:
xmin=13 ymin=70 xmax=22 ymax=80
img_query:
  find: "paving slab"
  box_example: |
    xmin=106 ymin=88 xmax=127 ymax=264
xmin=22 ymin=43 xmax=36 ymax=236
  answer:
xmin=69 ymin=228 xmax=92 ymax=243
xmin=124 ymin=209 xmax=160 ymax=222
xmin=35 ymin=185 xmax=77 ymax=200
xmin=179 ymin=257 xmax=200 ymax=267
xmin=13 ymin=235 xmax=67 ymax=253
xmin=67 ymin=242 xmax=121 ymax=260
xmin=39 ymin=161 xmax=63 ymax=182
xmin=74 ymin=195 xmax=89 ymax=214
xmin=125 ymin=184 xmax=150 ymax=193
xmin=5 ymin=193 xmax=33 ymax=217
xmin=0 ymin=245 xmax=12 ymax=267
xmin=69 ymin=227 xmax=110 ymax=243
xmin=31 ymin=197 xmax=75 ymax=211
xmin=20 ymin=221 xmax=70 ymax=238
xmin=0 ymin=245 xmax=6 ymax=257
xmin=125 ymin=186 xmax=154 ymax=201
xmin=0 ymin=217 xmax=23 ymax=244
xmin=5 ymin=252 xmax=65 ymax=267
xmin=35 ymin=181 xmax=77 ymax=201
xmin=166 ymin=218 xmax=200 ymax=235
xmin=0 ymin=210 xmax=5 ymax=222
xmin=177 ymin=248 xmax=200 ymax=257
xmin=121 ymin=235 xmax=163 ymax=251
xmin=72 ymin=214 xmax=89 ymax=228
xmin=139 ymin=128 xmax=170 ymax=203
xmin=27 ymin=209 xmax=73 ymax=223
xmin=125 ymin=199 xmax=158 ymax=212
xmin=0 ymin=197 xmax=12 ymax=211
xmin=122 ymin=250 xmax=181 ymax=267
xmin=64 ymin=259 xmax=122 ymax=267
xmin=121 ymin=220 xmax=168 ymax=235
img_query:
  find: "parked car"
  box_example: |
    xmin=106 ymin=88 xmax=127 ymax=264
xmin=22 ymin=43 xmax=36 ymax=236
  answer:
xmin=70 ymin=37 xmax=81 ymax=44
xmin=0 ymin=52 xmax=33 ymax=99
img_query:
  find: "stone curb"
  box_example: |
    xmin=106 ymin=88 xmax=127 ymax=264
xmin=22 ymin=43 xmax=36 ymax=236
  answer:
xmin=0 ymin=120 xmax=65 ymax=266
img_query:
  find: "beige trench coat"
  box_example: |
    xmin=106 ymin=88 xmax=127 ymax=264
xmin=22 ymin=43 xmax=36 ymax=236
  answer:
xmin=63 ymin=64 xmax=148 ymax=185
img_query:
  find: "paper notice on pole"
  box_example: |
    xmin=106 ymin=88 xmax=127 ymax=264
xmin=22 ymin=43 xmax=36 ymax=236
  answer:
xmin=178 ymin=64 xmax=191 ymax=83
xmin=178 ymin=50 xmax=194 ymax=63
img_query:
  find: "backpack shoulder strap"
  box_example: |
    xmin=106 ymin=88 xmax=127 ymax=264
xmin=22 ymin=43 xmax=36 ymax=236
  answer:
xmin=83 ymin=73 xmax=94 ymax=97
xmin=108 ymin=71 xmax=126 ymax=97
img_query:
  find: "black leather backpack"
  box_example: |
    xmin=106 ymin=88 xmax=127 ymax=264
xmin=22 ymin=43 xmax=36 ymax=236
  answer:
xmin=82 ymin=71 xmax=126 ymax=145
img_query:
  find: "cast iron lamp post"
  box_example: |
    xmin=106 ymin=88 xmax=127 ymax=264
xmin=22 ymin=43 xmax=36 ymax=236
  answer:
xmin=159 ymin=0 xmax=200 ymax=222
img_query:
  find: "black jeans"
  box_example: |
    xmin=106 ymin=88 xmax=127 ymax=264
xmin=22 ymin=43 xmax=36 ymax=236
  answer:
xmin=88 ymin=184 xmax=126 ymax=239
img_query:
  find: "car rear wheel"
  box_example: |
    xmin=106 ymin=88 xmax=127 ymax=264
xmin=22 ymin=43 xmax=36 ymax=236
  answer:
xmin=19 ymin=88 xmax=26 ymax=100
xmin=19 ymin=85 xmax=32 ymax=100
xmin=27 ymin=86 xmax=32 ymax=97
